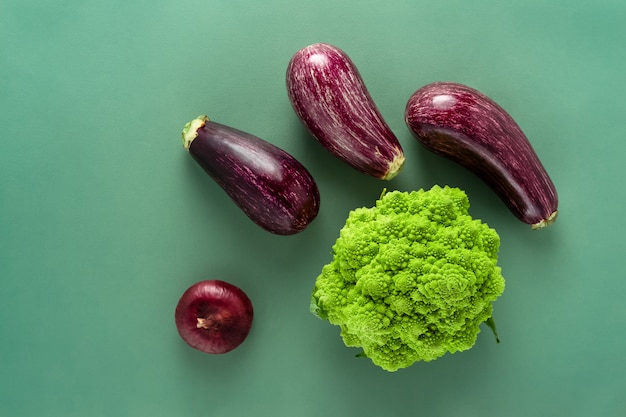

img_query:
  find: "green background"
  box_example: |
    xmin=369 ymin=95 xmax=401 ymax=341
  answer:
xmin=1 ymin=0 xmax=624 ymax=416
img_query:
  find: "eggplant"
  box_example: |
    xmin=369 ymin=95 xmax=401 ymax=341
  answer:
xmin=181 ymin=116 xmax=320 ymax=235
xmin=404 ymin=82 xmax=558 ymax=229
xmin=286 ymin=43 xmax=405 ymax=180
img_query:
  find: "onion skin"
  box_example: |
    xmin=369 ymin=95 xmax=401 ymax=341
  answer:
xmin=182 ymin=116 xmax=320 ymax=235
xmin=286 ymin=43 xmax=405 ymax=180
xmin=175 ymin=280 xmax=253 ymax=354
xmin=405 ymin=82 xmax=558 ymax=229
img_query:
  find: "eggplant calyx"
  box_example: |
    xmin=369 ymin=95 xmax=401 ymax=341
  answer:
xmin=381 ymin=153 xmax=406 ymax=180
xmin=181 ymin=115 xmax=209 ymax=150
xmin=531 ymin=210 xmax=558 ymax=230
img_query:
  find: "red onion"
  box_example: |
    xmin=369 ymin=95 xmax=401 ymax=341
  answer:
xmin=174 ymin=280 xmax=254 ymax=354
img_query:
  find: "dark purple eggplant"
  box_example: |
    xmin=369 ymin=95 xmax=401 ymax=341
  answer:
xmin=404 ymin=82 xmax=558 ymax=229
xmin=286 ymin=43 xmax=405 ymax=180
xmin=181 ymin=115 xmax=320 ymax=235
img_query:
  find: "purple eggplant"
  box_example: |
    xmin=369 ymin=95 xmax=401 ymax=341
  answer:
xmin=181 ymin=115 xmax=320 ymax=235
xmin=286 ymin=43 xmax=405 ymax=180
xmin=405 ymin=82 xmax=558 ymax=229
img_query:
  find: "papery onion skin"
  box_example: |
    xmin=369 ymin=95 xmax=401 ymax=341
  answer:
xmin=286 ymin=43 xmax=405 ymax=180
xmin=405 ymin=81 xmax=558 ymax=229
xmin=175 ymin=280 xmax=254 ymax=354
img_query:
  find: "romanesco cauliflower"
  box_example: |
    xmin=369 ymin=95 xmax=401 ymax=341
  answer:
xmin=311 ymin=185 xmax=505 ymax=372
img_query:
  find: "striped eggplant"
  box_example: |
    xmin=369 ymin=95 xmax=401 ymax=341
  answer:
xmin=286 ymin=43 xmax=405 ymax=180
xmin=181 ymin=116 xmax=320 ymax=235
xmin=405 ymin=82 xmax=558 ymax=229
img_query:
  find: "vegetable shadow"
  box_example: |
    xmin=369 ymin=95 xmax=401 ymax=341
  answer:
xmin=286 ymin=116 xmax=393 ymax=207
xmin=179 ymin=142 xmax=329 ymax=288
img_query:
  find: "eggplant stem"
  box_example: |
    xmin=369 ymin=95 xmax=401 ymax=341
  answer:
xmin=531 ymin=210 xmax=558 ymax=230
xmin=181 ymin=115 xmax=209 ymax=150
xmin=381 ymin=153 xmax=406 ymax=180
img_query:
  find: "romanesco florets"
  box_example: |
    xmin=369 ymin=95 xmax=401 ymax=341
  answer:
xmin=311 ymin=185 xmax=505 ymax=372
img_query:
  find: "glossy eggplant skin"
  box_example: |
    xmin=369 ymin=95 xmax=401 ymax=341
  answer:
xmin=182 ymin=116 xmax=320 ymax=235
xmin=405 ymin=82 xmax=558 ymax=229
xmin=286 ymin=43 xmax=405 ymax=180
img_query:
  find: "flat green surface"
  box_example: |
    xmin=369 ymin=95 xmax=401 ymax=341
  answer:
xmin=1 ymin=1 xmax=625 ymax=416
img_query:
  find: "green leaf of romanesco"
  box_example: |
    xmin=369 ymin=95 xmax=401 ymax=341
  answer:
xmin=311 ymin=185 xmax=506 ymax=372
